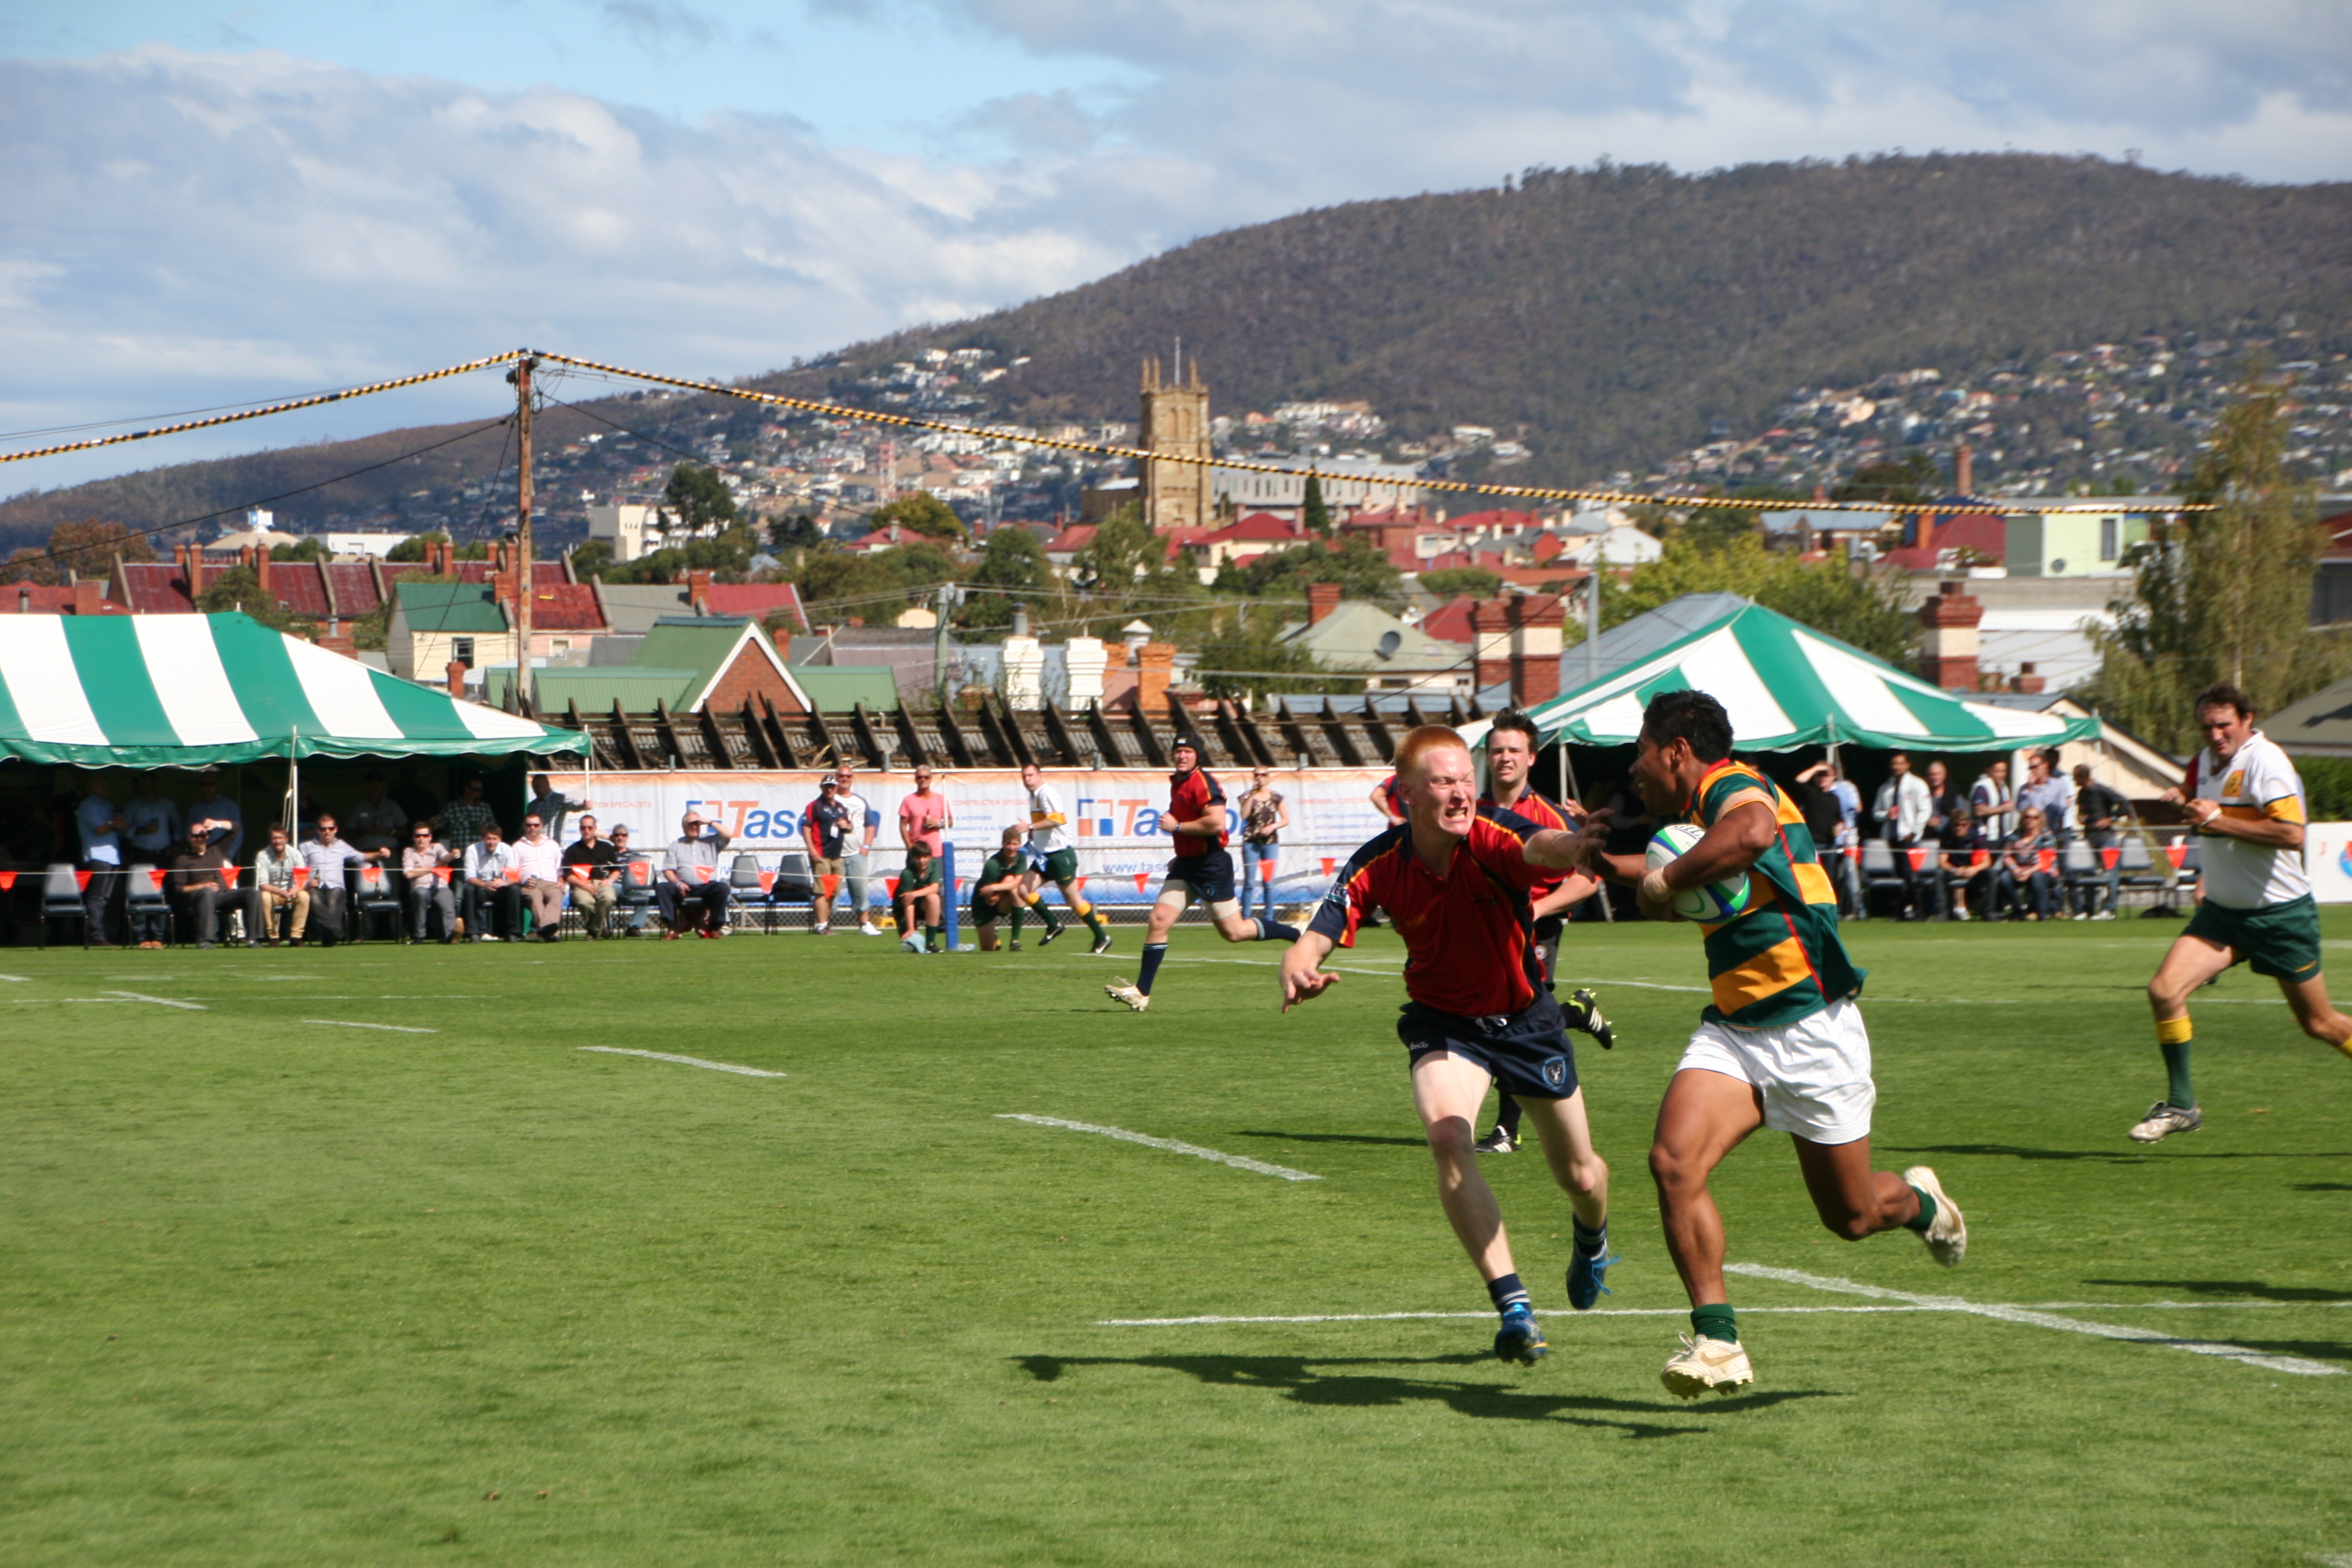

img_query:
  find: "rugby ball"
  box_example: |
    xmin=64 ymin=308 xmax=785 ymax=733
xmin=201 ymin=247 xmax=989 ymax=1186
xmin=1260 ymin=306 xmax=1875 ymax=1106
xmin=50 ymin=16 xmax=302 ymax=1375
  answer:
xmin=1645 ymin=823 xmax=1751 ymax=923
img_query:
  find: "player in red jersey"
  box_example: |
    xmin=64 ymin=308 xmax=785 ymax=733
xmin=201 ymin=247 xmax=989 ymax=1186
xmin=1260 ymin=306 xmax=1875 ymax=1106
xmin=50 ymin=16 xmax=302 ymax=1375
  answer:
xmin=1473 ymin=710 xmax=1616 ymax=1155
xmin=1280 ymin=726 xmax=1612 ymax=1364
xmin=1106 ymin=736 xmax=1300 ymax=1013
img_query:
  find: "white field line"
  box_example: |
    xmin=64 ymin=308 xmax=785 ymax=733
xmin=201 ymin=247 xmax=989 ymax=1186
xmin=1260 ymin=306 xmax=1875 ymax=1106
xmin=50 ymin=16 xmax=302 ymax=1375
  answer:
xmin=1724 ymin=1263 xmax=2343 ymax=1377
xmin=0 ymin=973 xmax=30 ymax=982
xmin=997 ymin=1113 xmax=1320 ymax=1181
xmin=305 ymin=1019 xmax=438 ymax=1034
xmin=105 ymin=990 xmax=204 ymax=1011
xmin=1099 ymin=1298 xmax=2352 ymax=1326
xmin=577 ymin=1046 xmax=783 ymax=1079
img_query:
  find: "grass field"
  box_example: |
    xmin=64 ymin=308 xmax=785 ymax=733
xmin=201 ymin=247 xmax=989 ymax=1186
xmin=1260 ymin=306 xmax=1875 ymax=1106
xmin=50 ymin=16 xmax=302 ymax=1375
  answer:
xmin=5 ymin=912 xmax=2352 ymax=1567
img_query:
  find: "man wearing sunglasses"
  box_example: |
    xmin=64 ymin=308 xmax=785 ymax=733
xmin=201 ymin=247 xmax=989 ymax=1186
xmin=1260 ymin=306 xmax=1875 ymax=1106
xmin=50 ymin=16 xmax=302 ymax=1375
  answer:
xmin=660 ymin=810 xmax=733 ymax=939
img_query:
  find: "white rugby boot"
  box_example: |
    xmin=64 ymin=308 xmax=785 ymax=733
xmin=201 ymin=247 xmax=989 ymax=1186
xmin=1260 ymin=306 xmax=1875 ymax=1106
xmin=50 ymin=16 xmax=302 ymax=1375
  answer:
xmin=1105 ymin=980 xmax=1150 ymax=1013
xmin=1902 ymin=1165 xmax=1967 ymax=1267
xmin=1660 ymin=1334 xmax=1754 ymax=1399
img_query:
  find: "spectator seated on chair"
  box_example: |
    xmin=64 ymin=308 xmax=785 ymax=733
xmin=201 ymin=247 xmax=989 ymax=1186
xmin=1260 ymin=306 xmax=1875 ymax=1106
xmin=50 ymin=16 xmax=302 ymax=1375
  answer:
xmin=1934 ymin=802 xmax=1991 ymax=921
xmin=511 ymin=812 xmax=566 ymax=943
xmin=895 ymin=841 xmax=946 ymax=953
xmin=659 ymin=810 xmax=733 ymax=939
xmin=346 ymin=771 xmax=410 ymax=855
xmin=167 ymin=826 xmax=232 ymax=947
xmin=1994 ymin=806 xmax=2058 ymax=922
xmin=562 ymin=815 xmax=622 ymax=939
xmin=461 ymin=825 xmax=522 ymax=942
xmin=249 ymin=826 xmax=308 ymax=946
xmin=402 ymin=825 xmax=458 ymax=942
xmin=297 ymin=813 xmax=381 ymax=947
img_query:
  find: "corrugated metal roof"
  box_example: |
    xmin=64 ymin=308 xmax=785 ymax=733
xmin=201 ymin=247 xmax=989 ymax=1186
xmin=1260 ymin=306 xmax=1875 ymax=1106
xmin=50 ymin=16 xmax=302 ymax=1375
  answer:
xmin=486 ymin=667 xmax=701 ymax=712
xmin=394 ymin=581 xmax=508 ymax=633
xmin=789 ymin=665 xmax=901 ymax=712
xmin=1558 ymin=591 xmax=1751 ymax=683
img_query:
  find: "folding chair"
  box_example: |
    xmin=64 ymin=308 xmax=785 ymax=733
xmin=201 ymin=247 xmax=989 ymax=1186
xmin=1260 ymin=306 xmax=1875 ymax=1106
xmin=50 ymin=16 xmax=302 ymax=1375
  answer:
xmin=2116 ymin=838 xmax=2173 ymax=912
xmin=770 ymin=847 xmax=818 ymax=932
xmin=354 ymin=864 xmax=405 ymax=942
xmin=616 ymin=855 xmax=660 ymax=936
xmin=2056 ymin=840 xmax=2098 ymax=917
xmin=38 ymin=863 xmax=87 ymax=949
xmin=124 ymin=865 xmax=173 ymax=947
xmin=728 ymin=852 xmax=774 ymax=933
xmin=1856 ymin=841 xmax=1911 ymax=920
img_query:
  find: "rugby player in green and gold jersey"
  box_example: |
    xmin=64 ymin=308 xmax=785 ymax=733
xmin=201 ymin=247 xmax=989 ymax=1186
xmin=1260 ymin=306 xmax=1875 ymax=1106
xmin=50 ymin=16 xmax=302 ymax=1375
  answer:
xmin=1571 ymin=690 xmax=1967 ymax=1398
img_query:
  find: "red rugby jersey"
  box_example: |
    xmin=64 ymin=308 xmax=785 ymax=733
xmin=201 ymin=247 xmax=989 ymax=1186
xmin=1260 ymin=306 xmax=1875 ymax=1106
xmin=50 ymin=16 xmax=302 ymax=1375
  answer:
xmin=1168 ymin=765 xmax=1228 ymax=857
xmin=1310 ymin=805 xmax=1549 ymax=1018
xmin=1481 ymin=787 xmax=1568 ymax=899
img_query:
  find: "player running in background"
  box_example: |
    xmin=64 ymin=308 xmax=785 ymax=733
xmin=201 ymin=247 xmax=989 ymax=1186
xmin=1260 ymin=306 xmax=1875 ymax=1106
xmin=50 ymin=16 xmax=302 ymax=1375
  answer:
xmin=970 ymin=826 xmax=1034 ymax=952
xmin=1019 ymin=761 xmax=1114 ymax=955
xmin=2131 ymin=683 xmax=2352 ymax=1142
xmin=1571 ymin=690 xmax=1965 ymax=1398
xmin=1475 ymin=710 xmax=1615 ymax=1155
xmin=1280 ymin=725 xmax=1612 ymax=1364
xmin=1106 ymin=736 xmax=1300 ymax=1013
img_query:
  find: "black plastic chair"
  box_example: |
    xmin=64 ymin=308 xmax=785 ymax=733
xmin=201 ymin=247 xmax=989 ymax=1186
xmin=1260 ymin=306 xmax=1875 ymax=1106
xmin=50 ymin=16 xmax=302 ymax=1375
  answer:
xmin=124 ymin=865 xmax=174 ymax=946
xmin=354 ymin=864 xmax=406 ymax=942
xmin=38 ymin=864 xmax=87 ymax=948
xmin=1857 ymin=841 xmax=1911 ymax=920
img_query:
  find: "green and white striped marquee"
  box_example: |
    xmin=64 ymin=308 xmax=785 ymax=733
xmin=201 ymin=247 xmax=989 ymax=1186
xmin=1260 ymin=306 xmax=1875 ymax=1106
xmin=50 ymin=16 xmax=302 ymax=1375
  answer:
xmin=1503 ymin=601 xmax=2102 ymax=752
xmin=0 ymin=612 xmax=583 ymax=767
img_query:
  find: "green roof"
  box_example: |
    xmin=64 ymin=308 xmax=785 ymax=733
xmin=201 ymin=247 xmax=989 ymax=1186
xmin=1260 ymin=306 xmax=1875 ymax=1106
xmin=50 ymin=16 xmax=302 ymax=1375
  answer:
xmin=634 ymin=618 xmax=759 ymax=683
xmin=1278 ymin=601 xmax=1461 ymax=671
xmin=789 ymin=665 xmax=901 ymax=711
xmin=485 ymin=668 xmax=701 ymax=713
xmin=394 ymin=581 xmax=507 ymax=634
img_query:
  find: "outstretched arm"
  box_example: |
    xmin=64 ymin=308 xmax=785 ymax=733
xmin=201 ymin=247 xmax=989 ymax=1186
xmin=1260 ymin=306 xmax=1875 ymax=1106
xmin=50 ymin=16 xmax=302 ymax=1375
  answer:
xmin=1279 ymin=928 xmax=1341 ymax=1012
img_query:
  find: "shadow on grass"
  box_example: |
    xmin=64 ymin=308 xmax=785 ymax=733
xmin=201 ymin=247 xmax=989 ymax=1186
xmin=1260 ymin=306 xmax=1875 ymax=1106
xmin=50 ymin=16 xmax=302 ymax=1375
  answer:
xmin=1013 ymin=1353 xmax=1836 ymax=1438
xmin=1232 ymin=1130 xmax=1427 ymax=1148
xmin=2293 ymin=1182 xmax=2352 ymax=1192
xmin=2078 ymin=1278 xmax=2352 ymax=1304
xmin=1885 ymin=1142 xmax=2352 ymax=1164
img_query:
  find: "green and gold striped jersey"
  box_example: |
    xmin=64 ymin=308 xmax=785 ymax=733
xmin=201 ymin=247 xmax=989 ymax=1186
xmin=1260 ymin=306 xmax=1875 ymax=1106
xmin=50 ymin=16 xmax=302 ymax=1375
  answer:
xmin=1681 ymin=761 xmax=1865 ymax=1030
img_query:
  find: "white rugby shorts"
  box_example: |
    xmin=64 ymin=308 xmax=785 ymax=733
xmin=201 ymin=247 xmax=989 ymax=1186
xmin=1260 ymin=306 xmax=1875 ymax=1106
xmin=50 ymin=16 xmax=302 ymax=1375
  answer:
xmin=1676 ymin=996 xmax=1876 ymax=1144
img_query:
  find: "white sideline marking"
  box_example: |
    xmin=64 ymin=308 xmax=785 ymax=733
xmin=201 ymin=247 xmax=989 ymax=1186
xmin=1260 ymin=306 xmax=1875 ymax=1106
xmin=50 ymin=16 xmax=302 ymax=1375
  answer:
xmin=0 ymin=973 xmax=28 ymax=982
xmin=1099 ymin=1299 xmax=2352 ymax=1326
xmin=1725 ymin=1263 xmax=2343 ymax=1377
xmin=997 ymin=1113 xmax=1320 ymax=1181
xmin=305 ymin=1019 xmax=438 ymax=1034
xmin=577 ymin=1046 xmax=783 ymax=1078
xmin=105 ymin=990 xmax=204 ymax=1011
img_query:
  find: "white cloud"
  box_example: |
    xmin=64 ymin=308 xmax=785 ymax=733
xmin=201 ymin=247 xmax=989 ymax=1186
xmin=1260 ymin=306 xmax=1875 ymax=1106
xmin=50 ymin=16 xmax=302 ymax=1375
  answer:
xmin=4 ymin=4 xmax=2347 ymax=491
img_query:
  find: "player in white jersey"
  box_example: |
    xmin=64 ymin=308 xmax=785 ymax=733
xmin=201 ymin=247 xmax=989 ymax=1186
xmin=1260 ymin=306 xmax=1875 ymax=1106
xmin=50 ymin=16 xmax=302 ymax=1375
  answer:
xmin=1018 ymin=762 xmax=1113 ymax=954
xmin=2131 ymin=683 xmax=2352 ymax=1142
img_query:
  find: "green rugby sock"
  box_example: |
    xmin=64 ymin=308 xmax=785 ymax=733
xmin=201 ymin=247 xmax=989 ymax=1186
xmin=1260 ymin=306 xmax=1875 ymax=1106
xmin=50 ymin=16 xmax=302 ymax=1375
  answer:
xmin=1010 ymin=906 xmax=1025 ymax=941
xmin=1690 ymin=1304 xmax=1737 ymax=1344
xmin=2157 ymin=1016 xmax=2195 ymax=1108
xmin=1904 ymin=1184 xmax=1937 ymax=1234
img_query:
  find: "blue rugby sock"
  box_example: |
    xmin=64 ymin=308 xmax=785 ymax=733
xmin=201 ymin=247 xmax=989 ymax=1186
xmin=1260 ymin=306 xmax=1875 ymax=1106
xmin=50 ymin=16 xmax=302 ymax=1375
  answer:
xmin=1136 ymin=942 xmax=1168 ymax=996
xmin=1486 ymin=1273 xmax=1531 ymax=1315
xmin=1253 ymin=918 xmax=1300 ymax=942
xmin=1573 ymin=1216 xmax=1608 ymax=1257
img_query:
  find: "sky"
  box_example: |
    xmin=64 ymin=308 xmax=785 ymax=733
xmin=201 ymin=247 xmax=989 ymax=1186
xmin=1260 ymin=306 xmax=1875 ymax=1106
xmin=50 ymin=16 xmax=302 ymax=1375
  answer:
xmin=5 ymin=0 xmax=2349 ymax=493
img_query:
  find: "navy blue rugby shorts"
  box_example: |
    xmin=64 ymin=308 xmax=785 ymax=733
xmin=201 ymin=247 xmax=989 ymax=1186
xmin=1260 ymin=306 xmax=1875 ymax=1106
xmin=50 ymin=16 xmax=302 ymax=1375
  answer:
xmin=1399 ymin=991 xmax=1579 ymax=1100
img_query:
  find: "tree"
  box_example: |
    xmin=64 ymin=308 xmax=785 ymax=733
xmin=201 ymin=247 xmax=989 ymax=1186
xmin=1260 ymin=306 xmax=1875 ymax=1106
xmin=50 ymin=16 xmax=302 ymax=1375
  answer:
xmin=597 ymin=524 xmax=761 ymax=586
xmin=194 ymin=566 xmax=301 ymax=632
xmin=569 ymin=538 xmax=614 ymax=578
xmin=1831 ymin=453 xmax=1939 ymax=506
xmin=962 ymin=526 xmax=1049 ymax=629
xmin=867 ymin=492 xmax=966 ymax=544
xmin=769 ymin=513 xmax=826 ymax=551
xmin=386 ymin=530 xmax=448 ymax=563
xmin=2084 ymin=387 xmax=2349 ymax=754
xmin=269 ymin=537 xmax=328 ymax=563
xmin=1072 ymin=503 xmax=1163 ymax=591
xmin=663 ymin=464 xmax=740 ymax=534
xmin=791 ymin=539 xmax=958 ymax=622
xmin=0 ymin=518 xmax=156 ymax=585
xmin=1224 ymin=533 xmax=1404 ymax=609
xmin=1418 ymin=566 xmax=1502 ymax=599
xmin=1612 ymin=532 xmax=1918 ymax=667
xmin=1195 ymin=603 xmax=1326 ymax=702
xmin=1302 ymin=473 xmax=1332 ymax=537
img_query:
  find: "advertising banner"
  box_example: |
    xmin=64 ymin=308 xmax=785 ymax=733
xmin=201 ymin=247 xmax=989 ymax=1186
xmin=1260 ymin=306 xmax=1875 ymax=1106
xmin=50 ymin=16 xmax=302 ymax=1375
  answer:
xmin=2302 ymin=822 xmax=2352 ymax=903
xmin=548 ymin=767 xmax=1399 ymax=905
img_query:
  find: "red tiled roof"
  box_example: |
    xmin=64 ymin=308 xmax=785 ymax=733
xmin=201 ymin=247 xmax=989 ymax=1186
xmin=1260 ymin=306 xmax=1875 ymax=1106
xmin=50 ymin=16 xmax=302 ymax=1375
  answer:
xmin=1444 ymin=508 xmax=1542 ymax=534
xmin=0 ymin=583 xmax=93 ymax=614
xmin=703 ymin=583 xmax=806 ymax=630
xmin=115 ymin=562 xmax=194 ymax=613
xmin=1418 ymin=595 xmax=1477 ymax=644
xmin=324 ymin=562 xmax=385 ymax=617
xmin=454 ymin=561 xmax=568 ymax=587
xmin=1209 ymin=513 xmax=1306 ymax=543
xmin=1885 ymin=511 xmax=2006 ymax=572
xmin=1044 ymin=525 xmax=1097 ymax=554
xmin=524 ymin=582 xmax=605 ymax=631
xmin=267 ymin=563 xmax=333 ymax=619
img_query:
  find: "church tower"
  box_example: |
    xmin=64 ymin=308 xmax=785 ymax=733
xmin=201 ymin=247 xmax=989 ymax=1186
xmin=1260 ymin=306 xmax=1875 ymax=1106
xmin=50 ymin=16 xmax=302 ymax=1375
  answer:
xmin=1140 ymin=346 xmax=1212 ymax=534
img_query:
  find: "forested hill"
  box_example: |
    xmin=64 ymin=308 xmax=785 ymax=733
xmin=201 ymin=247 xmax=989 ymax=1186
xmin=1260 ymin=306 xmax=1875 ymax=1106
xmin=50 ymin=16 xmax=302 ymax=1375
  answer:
xmin=5 ymin=152 xmax=2347 ymax=552
xmin=810 ymin=153 xmax=2351 ymax=483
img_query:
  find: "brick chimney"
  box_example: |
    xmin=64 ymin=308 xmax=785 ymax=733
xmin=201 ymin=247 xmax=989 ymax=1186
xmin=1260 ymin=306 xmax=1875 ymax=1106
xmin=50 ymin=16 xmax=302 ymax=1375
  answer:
xmin=175 ymin=541 xmax=198 ymax=593
xmin=2010 ymin=662 xmax=2046 ymax=695
xmin=315 ymin=618 xmax=356 ymax=659
xmin=1306 ymin=582 xmax=1342 ymax=626
xmin=1954 ymin=444 xmax=1975 ymax=497
xmin=1471 ymin=598 xmax=1513 ymax=692
xmin=1507 ymin=593 xmax=1567 ymax=707
xmin=1917 ymin=579 xmax=1984 ymax=691
xmin=446 ymin=659 xmax=467 ymax=697
xmin=489 ymin=569 xmax=517 ymax=627
xmin=71 ymin=581 xmax=104 ymax=616
xmin=1136 ymin=642 xmax=1176 ymax=714
xmin=254 ymin=544 xmax=273 ymax=600
xmin=686 ymin=569 xmax=714 ymax=615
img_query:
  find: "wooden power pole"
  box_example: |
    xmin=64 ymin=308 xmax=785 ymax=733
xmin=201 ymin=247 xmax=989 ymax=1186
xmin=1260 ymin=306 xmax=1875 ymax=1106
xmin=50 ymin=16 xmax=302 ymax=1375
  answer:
xmin=508 ymin=355 xmax=539 ymax=713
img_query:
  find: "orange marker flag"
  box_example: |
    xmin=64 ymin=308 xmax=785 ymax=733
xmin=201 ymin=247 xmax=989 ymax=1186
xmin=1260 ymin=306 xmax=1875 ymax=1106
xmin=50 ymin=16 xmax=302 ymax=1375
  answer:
xmin=505 ymin=865 xmax=523 ymax=883
xmin=1320 ymin=856 xmax=1336 ymax=877
xmin=293 ymin=866 xmax=311 ymax=887
xmin=74 ymin=870 xmax=93 ymax=890
xmin=1969 ymin=850 xmax=1988 ymax=869
xmin=2036 ymin=848 xmax=2057 ymax=875
xmin=820 ymin=874 xmax=840 ymax=900
xmin=0 ymin=871 xmax=15 ymax=891
xmin=885 ymin=877 xmax=901 ymax=899
xmin=1906 ymin=848 xmax=1928 ymax=873
xmin=758 ymin=871 xmax=776 ymax=894
xmin=148 ymin=869 xmax=169 ymax=890
xmin=2100 ymin=846 xmax=2120 ymax=870
xmin=437 ymin=867 xmax=455 ymax=885
xmin=219 ymin=867 xmax=239 ymax=889
xmin=2164 ymin=843 xmax=2188 ymax=870
xmin=1132 ymin=871 xmax=1149 ymax=893
xmin=1072 ymin=875 xmax=1087 ymax=893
